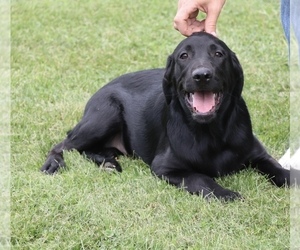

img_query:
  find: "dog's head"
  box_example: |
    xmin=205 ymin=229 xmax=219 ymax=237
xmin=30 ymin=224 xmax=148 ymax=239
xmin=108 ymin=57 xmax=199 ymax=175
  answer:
xmin=163 ymin=32 xmax=244 ymax=123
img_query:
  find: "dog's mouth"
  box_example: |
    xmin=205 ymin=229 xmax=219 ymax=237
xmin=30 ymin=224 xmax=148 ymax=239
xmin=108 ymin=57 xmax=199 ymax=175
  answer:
xmin=185 ymin=91 xmax=222 ymax=115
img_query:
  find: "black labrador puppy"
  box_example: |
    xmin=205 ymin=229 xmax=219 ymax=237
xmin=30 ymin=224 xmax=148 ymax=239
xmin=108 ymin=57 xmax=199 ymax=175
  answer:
xmin=41 ymin=32 xmax=290 ymax=200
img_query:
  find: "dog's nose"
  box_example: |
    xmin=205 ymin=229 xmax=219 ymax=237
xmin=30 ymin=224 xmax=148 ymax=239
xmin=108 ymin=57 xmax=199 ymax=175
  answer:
xmin=192 ymin=68 xmax=212 ymax=82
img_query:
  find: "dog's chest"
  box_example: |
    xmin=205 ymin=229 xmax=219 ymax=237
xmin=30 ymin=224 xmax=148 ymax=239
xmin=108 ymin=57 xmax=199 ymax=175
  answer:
xmin=168 ymin=127 xmax=242 ymax=176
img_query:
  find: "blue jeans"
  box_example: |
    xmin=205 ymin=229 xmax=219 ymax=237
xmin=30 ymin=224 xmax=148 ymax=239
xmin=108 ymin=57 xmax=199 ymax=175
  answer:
xmin=281 ymin=0 xmax=300 ymax=52
xmin=281 ymin=0 xmax=290 ymax=43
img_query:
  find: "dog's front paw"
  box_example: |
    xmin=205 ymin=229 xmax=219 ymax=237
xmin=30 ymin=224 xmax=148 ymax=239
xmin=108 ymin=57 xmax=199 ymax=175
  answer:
xmin=41 ymin=154 xmax=65 ymax=174
xmin=270 ymin=168 xmax=290 ymax=187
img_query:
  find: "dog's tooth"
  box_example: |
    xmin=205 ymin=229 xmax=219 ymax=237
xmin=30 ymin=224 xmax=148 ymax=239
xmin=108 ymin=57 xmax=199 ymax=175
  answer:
xmin=214 ymin=93 xmax=219 ymax=102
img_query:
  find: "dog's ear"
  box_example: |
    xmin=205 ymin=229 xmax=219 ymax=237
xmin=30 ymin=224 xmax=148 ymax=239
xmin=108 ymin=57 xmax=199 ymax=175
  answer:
xmin=231 ymin=52 xmax=244 ymax=97
xmin=163 ymin=55 xmax=175 ymax=104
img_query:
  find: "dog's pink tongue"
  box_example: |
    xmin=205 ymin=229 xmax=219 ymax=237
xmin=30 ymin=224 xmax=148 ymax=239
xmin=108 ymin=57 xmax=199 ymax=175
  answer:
xmin=193 ymin=91 xmax=215 ymax=113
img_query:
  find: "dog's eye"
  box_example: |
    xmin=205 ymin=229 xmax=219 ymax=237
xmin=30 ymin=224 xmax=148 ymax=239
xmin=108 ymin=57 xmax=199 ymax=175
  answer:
xmin=215 ymin=51 xmax=223 ymax=57
xmin=179 ymin=52 xmax=188 ymax=60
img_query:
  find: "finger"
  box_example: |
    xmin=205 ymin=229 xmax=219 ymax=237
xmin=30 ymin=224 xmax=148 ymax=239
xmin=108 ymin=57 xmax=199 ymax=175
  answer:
xmin=204 ymin=13 xmax=219 ymax=35
xmin=174 ymin=4 xmax=200 ymax=36
xmin=204 ymin=2 xmax=225 ymax=36
xmin=174 ymin=11 xmax=192 ymax=36
xmin=174 ymin=15 xmax=205 ymax=36
xmin=173 ymin=14 xmax=188 ymax=36
xmin=174 ymin=21 xmax=204 ymax=36
xmin=192 ymin=19 xmax=205 ymax=33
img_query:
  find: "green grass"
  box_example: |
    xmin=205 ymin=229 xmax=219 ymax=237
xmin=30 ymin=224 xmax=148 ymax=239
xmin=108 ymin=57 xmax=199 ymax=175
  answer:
xmin=0 ymin=0 xmax=11 ymax=248
xmin=11 ymin=0 xmax=290 ymax=249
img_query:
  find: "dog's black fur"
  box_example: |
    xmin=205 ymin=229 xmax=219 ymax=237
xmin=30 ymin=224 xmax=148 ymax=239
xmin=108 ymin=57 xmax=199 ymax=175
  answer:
xmin=41 ymin=32 xmax=290 ymax=200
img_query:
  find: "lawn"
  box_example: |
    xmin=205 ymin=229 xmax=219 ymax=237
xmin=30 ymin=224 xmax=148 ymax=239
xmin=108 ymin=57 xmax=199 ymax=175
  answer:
xmin=11 ymin=0 xmax=290 ymax=249
xmin=1 ymin=0 xmax=11 ymax=248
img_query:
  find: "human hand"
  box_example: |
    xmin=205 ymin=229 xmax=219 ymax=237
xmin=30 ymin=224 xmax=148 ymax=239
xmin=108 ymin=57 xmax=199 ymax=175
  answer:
xmin=174 ymin=0 xmax=226 ymax=37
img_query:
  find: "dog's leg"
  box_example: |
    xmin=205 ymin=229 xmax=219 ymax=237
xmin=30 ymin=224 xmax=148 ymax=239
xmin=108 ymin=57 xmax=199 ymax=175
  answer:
xmin=40 ymin=127 xmax=103 ymax=174
xmin=151 ymin=155 xmax=242 ymax=201
xmin=164 ymin=171 xmax=242 ymax=201
xmin=41 ymin=124 xmax=122 ymax=174
xmin=252 ymin=156 xmax=291 ymax=186
xmin=41 ymin=104 xmax=124 ymax=174
xmin=41 ymin=140 xmax=67 ymax=174
xmin=250 ymin=137 xmax=291 ymax=186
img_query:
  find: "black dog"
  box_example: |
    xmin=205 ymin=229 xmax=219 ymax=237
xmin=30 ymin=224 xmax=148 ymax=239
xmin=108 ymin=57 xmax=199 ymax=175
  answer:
xmin=41 ymin=32 xmax=290 ymax=200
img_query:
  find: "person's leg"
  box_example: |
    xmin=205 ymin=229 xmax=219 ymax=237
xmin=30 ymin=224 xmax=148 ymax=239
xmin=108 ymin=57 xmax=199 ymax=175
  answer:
xmin=290 ymin=0 xmax=300 ymax=169
xmin=280 ymin=0 xmax=300 ymax=169
xmin=281 ymin=0 xmax=290 ymax=43
xmin=291 ymin=0 xmax=300 ymax=50
xmin=279 ymin=0 xmax=291 ymax=168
